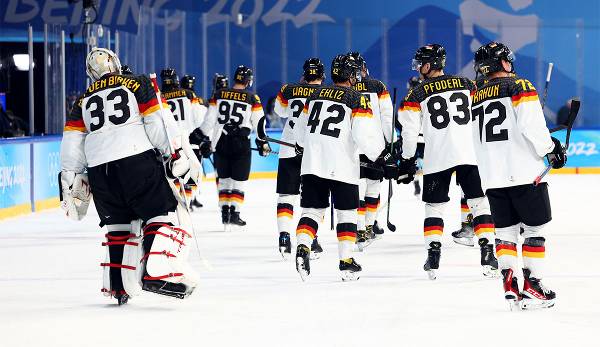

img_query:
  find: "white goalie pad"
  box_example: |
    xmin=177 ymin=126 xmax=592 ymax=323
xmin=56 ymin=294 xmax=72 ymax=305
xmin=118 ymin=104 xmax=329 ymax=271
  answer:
xmin=59 ymin=171 xmax=91 ymax=221
xmin=101 ymin=222 xmax=143 ymax=297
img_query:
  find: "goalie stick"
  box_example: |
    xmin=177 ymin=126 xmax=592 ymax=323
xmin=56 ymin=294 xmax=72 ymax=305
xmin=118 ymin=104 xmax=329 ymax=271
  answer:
xmin=386 ymin=87 xmax=398 ymax=232
xmin=533 ymin=99 xmax=580 ymax=186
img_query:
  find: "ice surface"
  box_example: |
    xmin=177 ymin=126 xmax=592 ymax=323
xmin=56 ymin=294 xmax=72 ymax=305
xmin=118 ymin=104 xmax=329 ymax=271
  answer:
xmin=1 ymin=175 xmax=599 ymax=347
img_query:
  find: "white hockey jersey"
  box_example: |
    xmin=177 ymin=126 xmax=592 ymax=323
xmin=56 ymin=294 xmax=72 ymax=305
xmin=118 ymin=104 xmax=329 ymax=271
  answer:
xmin=163 ymin=87 xmax=207 ymax=137
xmin=353 ymin=77 xmax=394 ymax=143
xmin=61 ymin=74 xmax=173 ymax=171
xmin=398 ymin=75 xmax=478 ymax=175
xmin=295 ymin=85 xmax=384 ymax=185
xmin=205 ymin=88 xmax=264 ymax=149
xmin=470 ymin=76 xmax=554 ymax=190
xmin=274 ymin=83 xmax=320 ymax=159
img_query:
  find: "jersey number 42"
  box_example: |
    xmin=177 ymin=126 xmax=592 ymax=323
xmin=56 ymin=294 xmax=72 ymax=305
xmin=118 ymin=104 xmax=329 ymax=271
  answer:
xmin=307 ymin=101 xmax=345 ymax=138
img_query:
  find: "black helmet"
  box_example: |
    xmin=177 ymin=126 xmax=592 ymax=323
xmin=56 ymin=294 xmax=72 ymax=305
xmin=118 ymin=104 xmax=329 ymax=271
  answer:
xmin=407 ymin=76 xmax=421 ymax=90
xmin=121 ymin=65 xmax=133 ymax=75
xmin=331 ymin=54 xmax=361 ymax=84
xmin=181 ymin=74 xmax=196 ymax=91
xmin=348 ymin=51 xmax=367 ymax=71
xmin=213 ymin=73 xmax=229 ymax=91
xmin=474 ymin=42 xmax=515 ymax=76
xmin=160 ymin=68 xmax=179 ymax=89
xmin=302 ymin=57 xmax=325 ymax=82
xmin=412 ymin=44 xmax=446 ymax=71
xmin=234 ymin=65 xmax=254 ymax=87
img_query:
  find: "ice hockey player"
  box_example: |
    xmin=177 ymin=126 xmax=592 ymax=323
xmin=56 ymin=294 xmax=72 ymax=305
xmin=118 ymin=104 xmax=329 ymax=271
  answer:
xmin=293 ymin=53 xmax=396 ymax=281
xmin=398 ymin=44 xmax=499 ymax=280
xmin=406 ymin=76 xmax=423 ymax=197
xmin=348 ymin=52 xmax=394 ymax=248
xmin=273 ymin=58 xmax=325 ymax=260
xmin=206 ymin=65 xmax=271 ymax=231
xmin=60 ymin=47 xmax=200 ymax=304
xmin=472 ymin=42 xmax=565 ymax=309
xmin=161 ymin=69 xmax=209 ymax=210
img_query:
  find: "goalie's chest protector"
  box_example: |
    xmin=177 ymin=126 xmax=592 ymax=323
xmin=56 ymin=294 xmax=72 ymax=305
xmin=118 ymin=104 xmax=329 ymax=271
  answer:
xmin=81 ymin=80 xmax=154 ymax=167
xmin=470 ymin=77 xmax=549 ymax=190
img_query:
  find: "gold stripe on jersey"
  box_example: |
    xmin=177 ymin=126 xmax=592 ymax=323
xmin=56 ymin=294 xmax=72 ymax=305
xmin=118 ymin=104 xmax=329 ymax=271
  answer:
xmin=400 ymin=101 xmax=421 ymax=112
xmin=86 ymin=75 xmax=141 ymax=94
xmin=276 ymin=92 xmax=288 ymax=107
xmin=512 ymin=91 xmax=539 ymax=107
xmin=421 ymin=77 xmax=465 ymax=95
xmin=378 ymin=90 xmax=390 ymax=99
xmin=352 ymin=107 xmax=373 ymax=118
xmin=252 ymin=104 xmax=263 ymax=112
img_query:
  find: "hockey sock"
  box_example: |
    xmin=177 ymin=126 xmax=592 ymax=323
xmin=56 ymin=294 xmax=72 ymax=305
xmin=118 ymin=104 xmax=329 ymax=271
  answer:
xmin=424 ymin=202 xmax=446 ymax=247
xmin=184 ymin=178 xmax=195 ymax=202
xmin=336 ymin=209 xmax=358 ymax=259
xmin=523 ymin=237 xmax=546 ymax=279
xmin=357 ymin=200 xmax=366 ymax=230
xmin=296 ymin=213 xmax=321 ymax=248
xmin=365 ymin=179 xmax=381 ymax=226
xmin=218 ymin=178 xmax=234 ymax=209
xmin=495 ymin=239 xmax=518 ymax=273
xmin=460 ymin=197 xmax=471 ymax=223
xmin=467 ymin=197 xmax=495 ymax=244
xmin=230 ymin=180 xmax=245 ymax=212
xmin=277 ymin=194 xmax=296 ymax=234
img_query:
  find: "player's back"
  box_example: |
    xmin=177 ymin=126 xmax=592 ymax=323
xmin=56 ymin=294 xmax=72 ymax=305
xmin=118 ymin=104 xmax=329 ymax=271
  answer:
xmin=275 ymin=82 xmax=320 ymax=158
xmin=163 ymin=87 xmax=196 ymax=135
xmin=299 ymin=85 xmax=382 ymax=185
xmin=77 ymin=73 xmax=159 ymax=167
xmin=471 ymin=76 xmax=552 ymax=190
xmin=353 ymin=78 xmax=392 ymax=140
xmin=210 ymin=87 xmax=261 ymax=132
xmin=400 ymin=74 xmax=477 ymax=174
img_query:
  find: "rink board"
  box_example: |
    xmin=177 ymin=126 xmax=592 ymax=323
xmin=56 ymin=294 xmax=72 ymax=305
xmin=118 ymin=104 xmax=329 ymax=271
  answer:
xmin=1 ymin=129 xmax=599 ymax=220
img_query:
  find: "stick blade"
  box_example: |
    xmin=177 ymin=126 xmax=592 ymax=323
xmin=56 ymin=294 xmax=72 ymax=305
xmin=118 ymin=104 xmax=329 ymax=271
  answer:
xmin=566 ymin=99 xmax=580 ymax=127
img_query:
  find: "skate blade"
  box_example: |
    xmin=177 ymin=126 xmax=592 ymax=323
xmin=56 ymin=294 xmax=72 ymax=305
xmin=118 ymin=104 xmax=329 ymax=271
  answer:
xmin=426 ymin=269 xmax=437 ymax=280
xmin=482 ymin=265 xmax=501 ymax=278
xmin=279 ymin=248 xmax=291 ymax=260
xmin=229 ymin=224 xmax=246 ymax=232
xmin=452 ymin=237 xmax=475 ymax=247
xmin=520 ymin=298 xmax=555 ymax=310
xmin=340 ymin=270 xmax=360 ymax=281
xmin=506 ymin=298 xmax=521 ymax=311
xmin=296 ymin=258 xmax=309 ymax=282
xmin=309 ymin=251 xmax=321 ymax=260
xmin=223 ymin=224 xmax=230 ymax=232
xmin=141 ymin=283 xmax=191 ymax=300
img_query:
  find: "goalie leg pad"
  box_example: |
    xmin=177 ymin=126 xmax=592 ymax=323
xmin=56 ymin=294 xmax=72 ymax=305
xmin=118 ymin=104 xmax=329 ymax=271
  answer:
xmin=101 ymin=223 xmax=143 ymax=299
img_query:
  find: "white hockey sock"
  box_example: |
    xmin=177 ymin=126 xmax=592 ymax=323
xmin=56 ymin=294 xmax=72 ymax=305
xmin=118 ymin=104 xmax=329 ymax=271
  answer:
xmin=495 ymin=225 xmax=520 ymax=274
xmin=424 ymin=202 xmax=446 ymax=247
xmin=230 ymin=179 xmax=245 ymax=212
xmin=364 ymin=179 xmax=381 ymax=226
xmin=336 ymin=209 xmax=358 ymax=260
xmin=296 ymin=208 xmax=324 ymax=247
xmin=218 ymin=178 xmax=233 ymax=209
xmin=467 ymin=197 xmax=495 ymax=244
xmin=277 ymin=194 xmax=297 ymax=234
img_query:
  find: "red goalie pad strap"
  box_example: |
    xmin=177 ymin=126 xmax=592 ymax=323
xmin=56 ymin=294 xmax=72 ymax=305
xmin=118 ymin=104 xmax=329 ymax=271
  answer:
xmin=140 ymin=251 xmax=177 ymax=261
xmin=143 ymin=230 xmax=186 ymax=246
xmin=100 ymin=262 xmax=136 ymax=270
xmin=104 ymin=233 xmax=137 ymax=241
xmin=102 ymin=241 xmax=139 ymax=246
xmin=143 ymin=273 xmax=183 ymax=280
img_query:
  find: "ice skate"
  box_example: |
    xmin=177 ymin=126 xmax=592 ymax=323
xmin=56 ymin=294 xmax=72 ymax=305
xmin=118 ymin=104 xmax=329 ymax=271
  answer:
xmin=372 ymin=221 xmax=384 ymax=239
xmin=221 ymin=206 xmax=230 ymax=232
xmin=310 ymin=236 xmax=323 ymax=260
xmin=423 ymin=241 xmax=441 ymax=280
xmin=228 ymin=206 xmax=246 ymax=231
xmin=356 ymin=228 xmax=373 ymax=251
xmin=451 ymin=221 xmax=474 ymax=247
xmin=520 ymin=268 xmax=556 ymax=310
xmin=339 ymin=258 xmax=362 ymax=281
xmin=115 ymin=292 xmax=130 ymax=306
xmin=501 ymin=269 xmax=521 ymax=311
xmin=142 ymin=279 xmax=194 ymax=299
xmin=191 ymin=198 xmax=203 ymax=209
xmin=279 ymin=232 xmax=291 ymax=260
xmin=296 ymin=244 xmax=311 ymax=281
xmin=479 ymin=240 xmax=500 ymax=278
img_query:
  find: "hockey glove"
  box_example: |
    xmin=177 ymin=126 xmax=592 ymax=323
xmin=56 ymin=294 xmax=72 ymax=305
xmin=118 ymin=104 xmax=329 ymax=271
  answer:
xmin=189 ymin=128 xmax=212 ymax=158
xmin=255 ymin=138 xmax=272 ymax=157
xmin=295 ymin=143 xmax=304 ymax=157
xmin=397 ymin=157 xmax=418 ymax=184
xmin=375 ymin=148 xmax=400 ymax=180
xmin=166 ymin=148 xmax=191 ymax=179
xmin=546 ymin=136 xmax=567 ymax=169
xmin=59 ymin=171 xmax=91 ymax=221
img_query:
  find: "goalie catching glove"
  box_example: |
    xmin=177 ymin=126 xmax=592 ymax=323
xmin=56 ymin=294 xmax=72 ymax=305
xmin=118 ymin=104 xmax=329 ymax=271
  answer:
xmin=59 ymin=171 xmax=92 ymax=221
xmin=255 ymin=138 xmax=272 ymax=157
xmin=546 ymin=136 xmax=567 ymax=169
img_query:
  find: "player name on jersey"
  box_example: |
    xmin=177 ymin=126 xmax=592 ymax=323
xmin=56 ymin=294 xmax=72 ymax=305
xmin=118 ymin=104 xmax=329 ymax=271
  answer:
xmin=421 ymin=77 xmax=466 ymax=95
xmin=472 ymin=84 xmax=500 ymax=104
xmin=317 ymin=87 xmax=346 ymax=101
xmin=291 ymin=86 xmax=317 ymax=98
xmin=218 ymin=90 xmax=249 ymax=102
xmin=86 ymin=75 xmax=141 ymax=94
xmin=162 ymin=89 xmax=189 ymax=99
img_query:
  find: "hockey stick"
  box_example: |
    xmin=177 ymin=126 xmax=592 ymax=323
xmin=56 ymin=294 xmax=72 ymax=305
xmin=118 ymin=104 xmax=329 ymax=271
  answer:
xmin=149 ymin=73 xmax=212 ymax=271
xmin=541 ymin=62 xmax=553 ymax=110
xmin=533 ymin=99 xmax=580 ymax=186
xmin=386 ymin=88 xmax=398 ymax=232
xmin=251 ymin=147 xmax=279 ymax=155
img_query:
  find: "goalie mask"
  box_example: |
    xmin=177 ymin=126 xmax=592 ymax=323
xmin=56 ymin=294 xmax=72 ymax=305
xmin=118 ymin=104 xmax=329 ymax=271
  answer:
xmin=474 ymin=42 xmax=515 ymax=76
xmin=86 ymin=47 xmax=122 ymax=82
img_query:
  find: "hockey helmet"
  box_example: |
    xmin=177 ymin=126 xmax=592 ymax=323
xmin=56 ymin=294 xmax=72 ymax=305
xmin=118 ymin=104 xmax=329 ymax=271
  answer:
xmin=234 ymin=65 xmax=254 ymax=87
xmin=412 ymin=44 xmax=446 ymax=71
xmin=331 ymin=54 xmax=362 ymax=84
xmin=181 ymin=74 xmax=196 ymax=91
xmin=348 ymin=51 xmax=367 ymax=71
xmin=160 ymin=68 xmax=180 ymax=89
xmin=302 ymin=57 xmax=325 ymax=82
xmin=474 ymin=42 xmax=515 ymax=76
xmin=86 ymin=47 xmax=122 ymax=82
xmin=213 ymin=73 xmax=229 ymax=91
